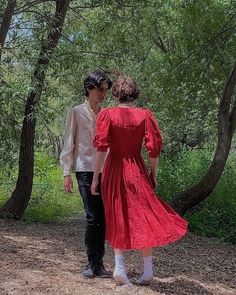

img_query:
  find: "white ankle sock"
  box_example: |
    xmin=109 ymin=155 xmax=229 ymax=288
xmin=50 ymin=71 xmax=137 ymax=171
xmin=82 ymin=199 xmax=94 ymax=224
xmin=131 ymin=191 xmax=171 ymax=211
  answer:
xmin=137 ymin=256 xmax=153 ymax=284
xmin=113 ymin=255 xmax=131 ymax=286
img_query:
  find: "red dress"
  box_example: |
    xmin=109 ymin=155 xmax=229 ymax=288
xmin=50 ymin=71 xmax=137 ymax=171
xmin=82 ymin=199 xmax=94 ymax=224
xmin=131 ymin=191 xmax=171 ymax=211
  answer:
xmin=93 ymin=107 xmax=188 ymax=250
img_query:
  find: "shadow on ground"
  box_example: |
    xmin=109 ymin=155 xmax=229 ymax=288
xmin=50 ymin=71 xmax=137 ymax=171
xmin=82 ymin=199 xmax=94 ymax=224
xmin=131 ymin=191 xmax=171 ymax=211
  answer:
xmin=0 ymin=217 xmax=235 ymax=295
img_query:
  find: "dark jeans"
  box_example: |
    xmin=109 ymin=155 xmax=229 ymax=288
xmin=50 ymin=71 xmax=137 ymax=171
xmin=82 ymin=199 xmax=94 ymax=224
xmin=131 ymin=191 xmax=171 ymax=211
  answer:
xmin=76 ymin=172 xmax=105 ymax=266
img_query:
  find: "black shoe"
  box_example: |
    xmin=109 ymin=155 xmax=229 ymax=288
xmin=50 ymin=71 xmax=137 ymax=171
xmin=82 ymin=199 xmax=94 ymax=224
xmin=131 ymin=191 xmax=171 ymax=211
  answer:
xmin=96 ymin=264 xmax=112 ymax=278
xmin=82 ymin=263 xmax=96 ymax=278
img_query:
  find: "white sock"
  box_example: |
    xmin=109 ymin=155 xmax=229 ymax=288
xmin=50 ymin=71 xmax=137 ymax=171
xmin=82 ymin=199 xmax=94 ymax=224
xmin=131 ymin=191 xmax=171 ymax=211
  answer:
xmin=137 ymin=256 xmax=153 ymax=284
xmin=113 ymin=255 xmax=131 ymax=286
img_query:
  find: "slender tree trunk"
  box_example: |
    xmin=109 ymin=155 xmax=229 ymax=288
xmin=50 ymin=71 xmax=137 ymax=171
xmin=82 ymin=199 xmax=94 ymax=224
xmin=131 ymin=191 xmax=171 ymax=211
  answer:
xmin=0 ymin=0 xmax=71 ymax=219
xmin=0 ymin=0 xmax=17 ymax=61
xmin=171 ymin=62 xmax=236 ymax=215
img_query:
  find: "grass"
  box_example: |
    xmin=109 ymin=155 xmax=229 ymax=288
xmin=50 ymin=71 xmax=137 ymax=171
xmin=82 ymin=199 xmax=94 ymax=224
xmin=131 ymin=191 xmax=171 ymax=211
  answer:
xmin=0 ymin=149 xmax=235 ymax=244
xmin=24 ymin=168 xmax=83 ymax=223
xmin=0 ymin=153 xmax=83 ymax=222
xmin=157 ymin=148 xmax=236 ymax=244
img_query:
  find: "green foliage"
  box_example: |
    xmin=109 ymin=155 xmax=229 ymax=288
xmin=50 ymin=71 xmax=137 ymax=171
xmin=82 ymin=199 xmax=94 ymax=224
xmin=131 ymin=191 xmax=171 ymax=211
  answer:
xmin=157 ymin=148 xmax=236 ymax=244
xmin=185 ymin=154 xmax=236 ymax=244
xmin=157 ymin=147 xmax=213 ymax=199
xmin=1 ymin=149 xmax=235 ymax=244
xmin=0 ymin=153 xmax=83 ymax=222
xmin=1 ymin=0 xmax=236 ymax=243
xmin=25 ymin=153 xmax=82 ymax=222
xmin=1 ymin=0 xmax=236 ymax=158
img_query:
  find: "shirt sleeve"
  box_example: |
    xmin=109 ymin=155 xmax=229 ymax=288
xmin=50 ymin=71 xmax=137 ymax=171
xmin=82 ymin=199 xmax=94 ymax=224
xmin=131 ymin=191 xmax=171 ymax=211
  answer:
xmin=93 ymin=109 xmax=111 ymax=152
xmin=60 ymin=108 xmax=77 ymax=176
xmin=144 ymin=109 xmax=163 ymax=158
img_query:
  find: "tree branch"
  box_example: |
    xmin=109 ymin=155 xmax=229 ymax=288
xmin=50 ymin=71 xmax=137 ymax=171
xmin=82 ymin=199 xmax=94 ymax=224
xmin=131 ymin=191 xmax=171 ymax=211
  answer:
xmin=229 ymin=99 xmax=236 ymax=136
xmin=170 ymin=61 xmax=236 ymax=215
xmin=18 ymin=9 xmax=54 ymax=22
xmin=219 ymin=61 xmax=236 ymax=118
xmin=153 ymin=22 xmax=169 ymax=54
xmin=173 ymin=24 xmax=235 ymax=70
xmin=14 ymin=0 xmax=55 ymax=14
xmin=0 ymin=0 xmax=17 ymax=61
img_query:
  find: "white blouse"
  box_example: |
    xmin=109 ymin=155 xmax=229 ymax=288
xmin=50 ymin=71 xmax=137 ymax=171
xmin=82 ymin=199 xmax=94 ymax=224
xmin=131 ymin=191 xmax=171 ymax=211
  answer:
xmin=60 ymin=101 xmax=99 ymax=176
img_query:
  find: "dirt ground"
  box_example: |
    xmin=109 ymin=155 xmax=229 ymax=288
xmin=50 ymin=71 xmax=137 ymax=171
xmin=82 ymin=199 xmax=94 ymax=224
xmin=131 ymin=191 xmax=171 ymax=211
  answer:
xmin=0 ymin=215 xmax=235 ymax=295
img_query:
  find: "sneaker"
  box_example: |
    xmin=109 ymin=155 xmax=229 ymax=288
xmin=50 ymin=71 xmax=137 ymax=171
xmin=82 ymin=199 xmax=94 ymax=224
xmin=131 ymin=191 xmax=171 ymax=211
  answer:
xmin=96 ymin=264 xmax=112 ymax=278
xmin=82 ymin=263 xmax=96 ymax=278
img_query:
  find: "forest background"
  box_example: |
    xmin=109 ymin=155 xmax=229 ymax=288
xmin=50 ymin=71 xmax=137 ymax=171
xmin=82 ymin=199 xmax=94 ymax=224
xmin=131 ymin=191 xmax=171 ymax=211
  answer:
xmin=0 ymin=0 xmax=235 ymax=244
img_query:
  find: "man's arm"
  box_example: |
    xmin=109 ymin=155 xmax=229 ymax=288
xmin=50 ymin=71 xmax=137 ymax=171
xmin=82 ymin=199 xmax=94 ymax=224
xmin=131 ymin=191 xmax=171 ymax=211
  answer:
xmin=60 ymin=108 xmax=76 ymax=193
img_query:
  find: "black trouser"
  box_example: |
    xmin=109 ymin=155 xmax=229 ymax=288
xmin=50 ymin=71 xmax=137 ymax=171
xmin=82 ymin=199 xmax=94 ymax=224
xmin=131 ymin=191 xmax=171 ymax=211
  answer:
xmin=76 ymin=172 xmax=105 ymax=266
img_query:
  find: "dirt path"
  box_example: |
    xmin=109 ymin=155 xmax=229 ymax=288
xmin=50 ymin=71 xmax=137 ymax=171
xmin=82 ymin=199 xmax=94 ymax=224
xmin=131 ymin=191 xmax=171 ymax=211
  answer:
xmin=0 ymin=216 xmax=235 ymax=295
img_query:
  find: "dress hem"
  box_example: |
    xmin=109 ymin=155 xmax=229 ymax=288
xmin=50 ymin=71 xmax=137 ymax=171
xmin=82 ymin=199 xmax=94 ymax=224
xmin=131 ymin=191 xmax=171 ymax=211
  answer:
xmin=106 ymin=227 xmax=188 ymax=250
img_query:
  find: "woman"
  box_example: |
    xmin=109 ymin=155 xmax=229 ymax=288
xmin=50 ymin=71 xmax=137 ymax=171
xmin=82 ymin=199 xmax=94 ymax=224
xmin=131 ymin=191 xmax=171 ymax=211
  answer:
xmin=91 ymin=76 xmax=188 ymax=286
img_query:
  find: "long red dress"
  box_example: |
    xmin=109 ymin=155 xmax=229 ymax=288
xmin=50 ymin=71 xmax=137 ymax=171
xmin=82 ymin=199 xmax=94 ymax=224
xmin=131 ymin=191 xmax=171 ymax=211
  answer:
xmin=93 ymin=106 xmax=188 ymax=250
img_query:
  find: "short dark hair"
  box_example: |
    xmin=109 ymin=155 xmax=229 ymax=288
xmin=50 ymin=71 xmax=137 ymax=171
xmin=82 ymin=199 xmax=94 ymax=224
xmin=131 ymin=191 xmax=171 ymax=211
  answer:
xmin=83 ymin=69 xmax=112 ymax=97
xmin=111 ymin=76 xmax=139 ymax=102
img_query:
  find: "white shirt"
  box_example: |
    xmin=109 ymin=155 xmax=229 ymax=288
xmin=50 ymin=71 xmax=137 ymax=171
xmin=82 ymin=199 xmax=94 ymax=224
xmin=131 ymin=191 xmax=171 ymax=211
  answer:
xmin=60 ymin=101 xmax=98 ymax=176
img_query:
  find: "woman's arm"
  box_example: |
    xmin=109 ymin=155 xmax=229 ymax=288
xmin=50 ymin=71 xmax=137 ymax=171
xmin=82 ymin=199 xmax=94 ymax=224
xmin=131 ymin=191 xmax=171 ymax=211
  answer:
xmin=149 ymin=156 xmax=159 ymax=189
xmin=149 ymin=157 xmax=158 ymax=175
xmin=91 ymin=151 xmax=107 ymax=195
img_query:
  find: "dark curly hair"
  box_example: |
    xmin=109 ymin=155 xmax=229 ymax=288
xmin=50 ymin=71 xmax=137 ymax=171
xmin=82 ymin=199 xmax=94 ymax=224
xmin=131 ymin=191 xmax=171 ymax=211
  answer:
xmin=111 ymin=76 xmax=139 ymax=102
xmin=83 ymin=69 xmax=112 ymax=97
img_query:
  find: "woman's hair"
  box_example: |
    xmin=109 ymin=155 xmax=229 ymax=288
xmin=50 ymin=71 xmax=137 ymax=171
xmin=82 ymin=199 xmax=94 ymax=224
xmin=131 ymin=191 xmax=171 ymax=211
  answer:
xmin=111 ymin=76 xmax=139 ymax=102
xmin=83 ymin=69 xmax=112 ymax=97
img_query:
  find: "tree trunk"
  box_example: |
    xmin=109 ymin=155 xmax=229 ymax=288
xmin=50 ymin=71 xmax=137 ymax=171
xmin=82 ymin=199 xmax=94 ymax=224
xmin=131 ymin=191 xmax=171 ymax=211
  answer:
xmin=0 ymin=0 xmax=17 ymax=61
xmin=171 ymin=62 xmax=236 ymax=215
xmin=0 ymin=0 xmax=71 ymax=219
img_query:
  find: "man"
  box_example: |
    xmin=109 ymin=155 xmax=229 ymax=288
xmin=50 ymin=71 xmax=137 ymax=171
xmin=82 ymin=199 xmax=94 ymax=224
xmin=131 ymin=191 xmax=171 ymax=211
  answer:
xmin=60 ymin=70 xmax=112 ymax=278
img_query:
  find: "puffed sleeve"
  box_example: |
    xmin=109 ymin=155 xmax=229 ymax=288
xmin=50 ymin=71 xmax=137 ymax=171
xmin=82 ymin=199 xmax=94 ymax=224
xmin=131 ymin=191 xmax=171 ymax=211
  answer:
xmin=144 ymin=109 xmax=163 ymax=157
xmin=93 ymin=109 xmax=111 ymax=151
xmin=60 ymin=108 xmax=77 ymax=176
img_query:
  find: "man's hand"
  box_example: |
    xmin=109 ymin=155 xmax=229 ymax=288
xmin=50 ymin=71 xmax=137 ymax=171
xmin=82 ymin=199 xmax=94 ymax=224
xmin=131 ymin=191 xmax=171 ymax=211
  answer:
xmin=91 ymin=179 xmax=100 ymax=196
xmin=64 ymin=175 xmax=73 ymax=193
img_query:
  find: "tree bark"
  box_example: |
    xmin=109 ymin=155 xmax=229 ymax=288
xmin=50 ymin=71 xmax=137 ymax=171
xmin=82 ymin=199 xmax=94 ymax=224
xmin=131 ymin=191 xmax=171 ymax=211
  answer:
xmin=171 ymin=61 xmax=236 ymax=215
xmin=0 ymin=0 xmax=17 ymax=61
xmin=0 ymin=0 xmax=71 ymax=219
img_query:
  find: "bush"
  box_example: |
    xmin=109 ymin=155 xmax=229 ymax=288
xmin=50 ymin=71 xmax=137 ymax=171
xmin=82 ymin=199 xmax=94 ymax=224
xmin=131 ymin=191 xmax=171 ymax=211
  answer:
xmin=0 ymin=149 xmax=235 ymax=244
xmin=0 ymin=152 xmax=83 ymax=222
xmin=157 ymin=147 xmax=236 ymax=244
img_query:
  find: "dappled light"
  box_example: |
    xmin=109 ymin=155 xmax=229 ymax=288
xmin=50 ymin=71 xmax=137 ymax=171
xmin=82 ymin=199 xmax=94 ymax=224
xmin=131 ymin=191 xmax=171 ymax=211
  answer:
xmin=0 ymin=0 xmax=236 ymax=294
xmin=1 ymin=217 xmax=235 ymax=294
